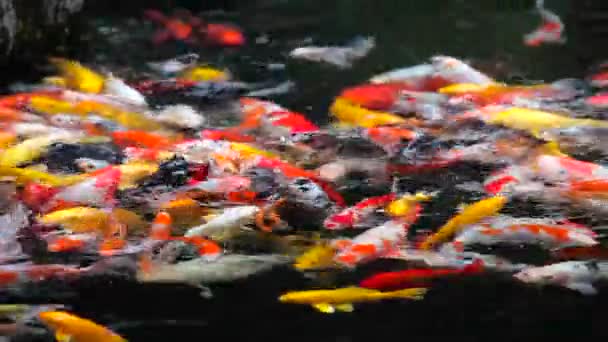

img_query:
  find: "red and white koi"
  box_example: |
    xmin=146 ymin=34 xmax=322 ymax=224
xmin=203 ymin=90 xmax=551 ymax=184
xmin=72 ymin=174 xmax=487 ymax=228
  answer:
xmin=448 ymin=219 xmax=598 ymax=252
xmin=332 ymin=204 xmax=422 ymax=267
xmin=323 ymin=193 xmax=396 ymax=230
xmin=524 ymin=0 xmax=566 ymax=47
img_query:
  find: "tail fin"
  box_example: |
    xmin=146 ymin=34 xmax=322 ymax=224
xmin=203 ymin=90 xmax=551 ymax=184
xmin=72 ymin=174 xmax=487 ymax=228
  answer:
xmin=386 ymin=287 xmax=428 ymax=300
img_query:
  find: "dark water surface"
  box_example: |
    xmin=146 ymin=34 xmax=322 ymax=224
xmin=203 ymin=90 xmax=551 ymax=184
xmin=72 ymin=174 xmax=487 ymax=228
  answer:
xmin=3 ymin=0 xmax=608 ymax=341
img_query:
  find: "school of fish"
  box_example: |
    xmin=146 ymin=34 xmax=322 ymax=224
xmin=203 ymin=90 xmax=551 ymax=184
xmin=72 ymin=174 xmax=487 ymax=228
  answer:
xmin=1 ymin=4 xmax=608 ymax=341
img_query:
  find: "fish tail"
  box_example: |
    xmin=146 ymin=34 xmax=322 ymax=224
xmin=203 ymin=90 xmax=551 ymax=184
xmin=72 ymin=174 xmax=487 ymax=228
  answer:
xmin=384 ymin=287 xmax=428 ymax=300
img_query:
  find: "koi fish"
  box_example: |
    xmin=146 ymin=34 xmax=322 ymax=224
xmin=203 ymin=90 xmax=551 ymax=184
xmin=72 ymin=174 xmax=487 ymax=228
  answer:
xmin=339 ymin=83 xmax=417 ymax=111
xmin=0 ymin=167 xmax=85 ymax=187
xmin=323 ymin=193 xmax=397 ymax=230
xmin=0 ymin=263 xmax=83 ymax=287
xmin=147 ymin=53 xmax=200 ymax=74
xmin=450 ymin=221 xmax=598 ymax=252
xmin=183 ymin=205 xmax=259 ymax=240
xmin=589 ymin=70 xmax=608 ymax=88
xmin=50 ymin=166 xmax=121 ymax=208
xmin=103 ymin=74 xmax=147 ymax=107
xmin=278 ymin=286 xmax=427 ymax=314
xmin=259 ymin=110 xmax=319 ymax=137
xmin=29 ymin=96 xmax=162 ymax=131
xmin=533 ymin=155 xmax=608 ymax=183
xmin=0 ymin=132 xmax=88 ymax=167
xmin=39 ymin=207 xmax=145 ymax=235
xmin=514 ymin=261 xmax=608 ymax=295
xmin=524 ymin=1 xmax=566 ymax=47
xmin=48 ymin=58 xmax=105 ymax=94
xmin=585 ymin=92 xmax=608 ymax=109
xmin=330 ymin=98 xmax=406 ymax=128
xmin=156 ymin=105 xmax=205 ymax=129
xmin=39 ymin=311 xmax=127 ymax=342
xmin=456 ymin=105 xmax=608 ymax=138
xmin=289 ymin=36 xmax=375 ymax=69
xmin=137 ymin=254 xmax=289 ymax=295
xmin=333 ymin=204 xmax=422 ymax=267
xmin=144 ymin=8 xmax=197 ymax=45
xmin=419 ymin=196 xmax=507 ymax=250
xmin=430 ymin=56 xmax=495 ymax=86
xmin=178 ymin=66 xmax=231 ymax=82
xmin=359 ymin=259 xmax=484 ymax=291
xmin=369 ymin=63 xmax=450 ymax=91
xmin=203 ymin=23 xmax=245 ymax=47
xmin=294 ymin=243 xmax=338 ymax=271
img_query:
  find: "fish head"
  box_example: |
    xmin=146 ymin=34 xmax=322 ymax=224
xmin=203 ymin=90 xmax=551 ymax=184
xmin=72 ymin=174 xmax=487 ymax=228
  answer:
xmin=287 ymin=177 xmax=331 ymax=209
xmin=568 ymin=231 xmax=599 ymax=248
xmin=294 ymin=244 xmax=336 ymax=271
xmin=514 ymin=263 xmax=574 ymax=285
xmin=278 ymin=291 xmax=310 ymax=304
xmin=38 ymin=311 xmax=81 ymax=333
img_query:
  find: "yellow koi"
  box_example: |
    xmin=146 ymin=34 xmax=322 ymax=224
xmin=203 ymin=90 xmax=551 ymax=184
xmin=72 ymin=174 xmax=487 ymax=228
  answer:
xmin=116 ymin=162 xmax=159 ymax=190
xmin=330 ymin=98 xmax=406 ymax=128
xmin=279 ymin=286 xmax=427 ymax=314
xmin=385 ymin=192 xmax=435 ymax=217
xmin=474 ymin=107 xmax=608 ymax=138
xmin=420 ymin=195 xmax=507 ymax=250
xmin=294 ymin=243 xmax=337 ymax=271
xmin=0 ymin=167 xmax=85 ymax=186
xmin=40 ymin=207 xmax=146 ymax=235
xmin=49 ymin=58 xmax=106 ymax=94
xmin=39 ymin=311 xmax=127 ymax=342
xmin=178 ymin=66 xmax=231 ymax=82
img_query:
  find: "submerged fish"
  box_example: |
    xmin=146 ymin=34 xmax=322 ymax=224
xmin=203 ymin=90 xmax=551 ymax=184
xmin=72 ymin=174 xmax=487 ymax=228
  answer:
xmin=289 ymin=36 xmax=375 ymax=69
xmin=39 ymin=311 xmax=127 ymax=342
xmin=278 ymin=286 xmax=427 ymax=313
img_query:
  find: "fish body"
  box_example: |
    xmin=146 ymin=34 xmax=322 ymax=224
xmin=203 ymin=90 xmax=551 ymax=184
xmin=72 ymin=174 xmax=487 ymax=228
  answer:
xmin=452 ymin=222 xmax=597 ymax=251
xmin=333 ymin=204 xmax=421 ymax=267
xmin=147 ymin=53 xmax=200 ymax=74
xmin=183 ymin=206 xmax=259 ymax=240
xmin=359 ymin=260 xmax=484 ymax=290
xmin=324 ymin=193 xmax=396 ymax=230
xmin=514 ymin=261 xmax=608 ymax=295
xmin=524 ymin=6 xmax=565 ymax=47
xmin=420 ymin=196 xmax=507 ymax=250
xmin=156 ymin=104 xmax=205 ymax=129
xmin=289 ymin=36 xmax=375 ymax=68
xmin=51 ymin=166 xmax=121 ymax=207
xmin=430 ymin=56 xmax=495 ymax=85
xmin=48 ymin=58 xmax=105 ymax=93
xmin=103 ymin=75 xmax=147 ymax=106
xmin=39 ymin=311 xmax=126 ymax=342
xmin=137 ymin=254 xmax=288 ymax=286
xmin=294 ymin=243 xmax=337 ymax=271
xmin=369 ymin=63 xmax=436 ymax=85
xmin=534 ymin=155 xmax=608 ymax=183
xmin=330 ymin=98 xmax=406 ymax=128
xmin=179 ymin=66 xmax=230 ymax=82
xmin=462 ymin=106 xmax=608 ymax=137
xmin=278 ymin=286 xmax=426 ymax=313
xmin=0 ymin=133 xmax=81 ymax=167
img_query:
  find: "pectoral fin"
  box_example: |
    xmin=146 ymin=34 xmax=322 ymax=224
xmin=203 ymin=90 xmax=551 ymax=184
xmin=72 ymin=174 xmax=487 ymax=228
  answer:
xmin=565 ymin=282 xmax=597 ymax=295
xmin=334 ymin=303 xmax=354 ymax=312
xmin=56 ymin=330 xmax=73 ymax=342
xmin=312 ymin=303 xmax=335 ymax=314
